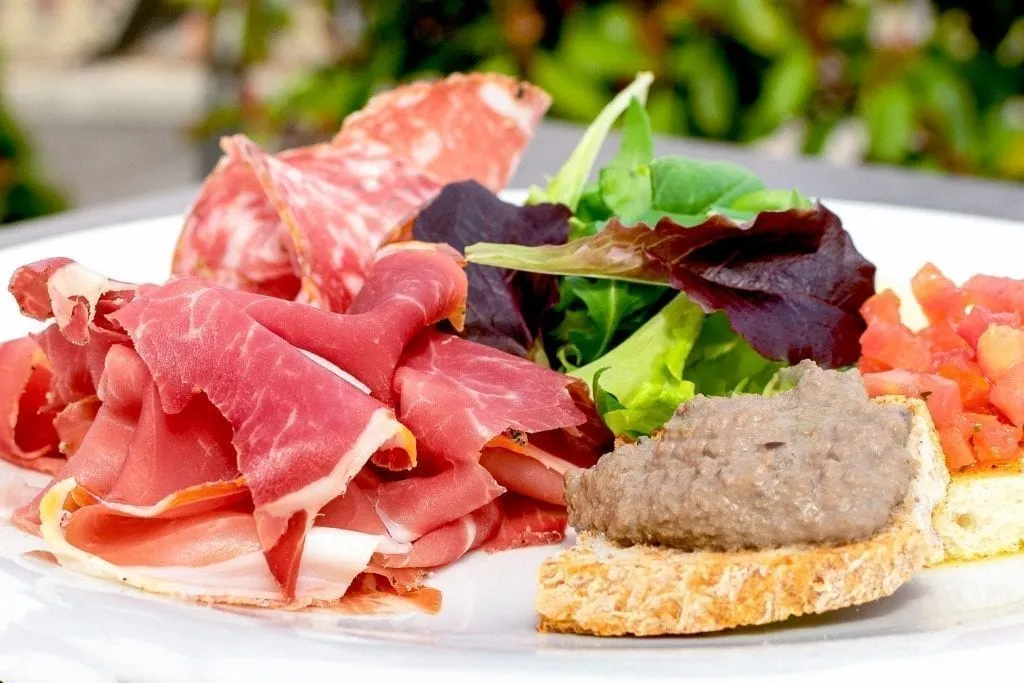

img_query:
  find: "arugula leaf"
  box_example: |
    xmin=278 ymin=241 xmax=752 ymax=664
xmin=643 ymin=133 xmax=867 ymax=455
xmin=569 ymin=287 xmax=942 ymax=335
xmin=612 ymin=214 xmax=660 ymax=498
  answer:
xmin=552 ymin=276 xmax=667 ymax=368
xmin=467 ymin=205 xmax=876 ymax=369
xmin=528 ymin=72 xmax=654 ymax=210
xmin=570 ymin=294 xmax=704 ymax=437
xmin=649 ymin=157 xmax=764 ymax=214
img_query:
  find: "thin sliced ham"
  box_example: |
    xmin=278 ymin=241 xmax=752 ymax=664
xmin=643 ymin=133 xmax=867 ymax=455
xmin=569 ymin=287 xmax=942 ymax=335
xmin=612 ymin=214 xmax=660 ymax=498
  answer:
xmin=374 ymin=500 xmax=502 ymax=570
xmin=217 ymin=242 xmax=467 ymax=404
xmin=0 ymin=337 xmax=59 ymax=473
xmin=110 ymin=277 xmax=415 ymax=597
xmin=479 ymin=443 xmax=571 ymax=507
xmin=371 ymin=463 xmax=505 ymax=543
xmin=392 ymin=330 xmax=587 ymax=466
xmin=52 ymin=396 xmax=99 ymax=456
xmin=335 ymin=72 xmax=551 ymax=191
xmin=39 ymin=478 xmax=403 ymax=608
xmin=484 ymin=494 xmax=568 ymax=552
xmin=9 ymin=257 xmax=137 ymax=343
xmin=13 ymin=343 xmax=152 ymax=529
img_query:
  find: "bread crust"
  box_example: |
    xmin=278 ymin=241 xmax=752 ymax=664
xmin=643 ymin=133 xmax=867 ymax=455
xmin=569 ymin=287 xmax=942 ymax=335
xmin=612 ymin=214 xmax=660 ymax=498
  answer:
xmin=536 ymin=396 xmax=949 ymax=636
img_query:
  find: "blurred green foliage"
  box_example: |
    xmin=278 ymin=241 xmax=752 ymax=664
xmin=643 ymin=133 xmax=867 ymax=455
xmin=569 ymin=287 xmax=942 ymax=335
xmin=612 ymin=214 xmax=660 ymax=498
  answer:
xmin=0 ymin=90 xmax=67 ymax=225
xmin=196 ymin=1 xmax=1024 ymax=183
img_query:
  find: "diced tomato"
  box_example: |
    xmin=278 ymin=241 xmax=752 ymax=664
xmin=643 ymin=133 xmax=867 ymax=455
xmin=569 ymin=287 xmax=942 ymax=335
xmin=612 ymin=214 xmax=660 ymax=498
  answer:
xmin=862 ymin=371 xmax=961 ymax=428
xmin=970 ymin=414 xmax=1023 ymax=465
xmin=860 ymin=290 xmax=903 ymax=326
xmin=990 ymin=364 xmax=1024 ymax=427
xmin=860 ymin=268 xmax=1024 ymax=470
xmin=919 ymin=374 xmax=963 ymax=428
xmin=859 ymin=322 xmax=932 ymax=373
xmin=934 ymin=358 xmax=991 ymax=411
xmin=963 ymin=275 xmax=1024 ymax=316
xmin=858 ymin=356 xmax=891 ymax=374
xmin=862 ymin=370 xmax=922 ymax=398
xmin=920 ymin=323 xmax=973 ymax=362
xmin=956 ymin=307 xmax=1022 ymax=349
xmin=912 ymin=263 xmax=968 ymax=324
xmin=977 ymin=324 xmax=1024 ymax=382
xmin=937 ymin=424 xmax=976 ymax=471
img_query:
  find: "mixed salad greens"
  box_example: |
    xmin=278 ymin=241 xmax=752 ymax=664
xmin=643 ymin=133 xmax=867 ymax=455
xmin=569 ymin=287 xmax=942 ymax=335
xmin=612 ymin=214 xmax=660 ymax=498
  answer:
xmin=415 ymin=73 xmax=876 ymax=440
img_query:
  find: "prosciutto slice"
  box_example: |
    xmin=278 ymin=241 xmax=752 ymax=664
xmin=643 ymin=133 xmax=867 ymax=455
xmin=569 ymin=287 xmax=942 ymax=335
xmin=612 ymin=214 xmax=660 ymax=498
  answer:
xmin=335 ymin=72 xmax=551 ymax=191
xmin=484 ymin=494 xmax=568 ymax=552
xmin=0 ymin=337 xmax=59 ymax=473
xmin=38 ymin=479 xmax=409 ymax=609
xmin=217 ymin=242 xmax=467 ymax=404
xmin=374 ymin=500 xmax=503 ymax=570
xmin=9 ymin=257 xmax=137 ymax=343
xmin=392 ymin=331 xmax=587 ymax=465
xmin=110 ymin=277 xmax=414 ymax=597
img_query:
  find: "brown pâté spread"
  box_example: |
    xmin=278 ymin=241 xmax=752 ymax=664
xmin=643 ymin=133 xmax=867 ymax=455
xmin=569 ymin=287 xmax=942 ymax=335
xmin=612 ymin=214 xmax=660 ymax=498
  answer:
xmin=565 ymin=361 xmax=915 ymax=551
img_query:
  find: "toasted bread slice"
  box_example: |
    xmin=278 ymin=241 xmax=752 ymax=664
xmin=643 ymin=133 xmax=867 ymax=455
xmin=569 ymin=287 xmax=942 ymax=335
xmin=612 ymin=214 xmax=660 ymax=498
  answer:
xmin=932 ymin=462 xmax=1024 ymax=562
xmin=535 ymin=396 xmax=949 ymax=636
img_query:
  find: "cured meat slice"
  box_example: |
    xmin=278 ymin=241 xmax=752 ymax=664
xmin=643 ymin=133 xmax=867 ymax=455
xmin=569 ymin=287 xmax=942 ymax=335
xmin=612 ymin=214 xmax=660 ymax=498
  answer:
xmin=479 ymin=439 xmax=573 ymax=507
xmin=9 ymin=257 xmax=137 ymax=343
xmin=33 ymin=323 xmax=127 ymax=407
xmin=110 ymin=277 xmax=415 ymax=597
xmin=52 ymin=396 xmax=100 ymax=457
xmin=218 ymin=242 xmax=467 ymax=404
xmin=483 ymin=494 xmax=568 ymax=552
xmin=392 ymin=331 xmax=587 ymax=466
xmin=38 ymin=478 xmax=401 ymax=608
xmin=335 ymin=73 xmax=551 ymax=191
xmin=374 ymin=500 xmax=502 ymax=570
xmin=371 ymin=463 xmax=505 ymax=543
xmin=529 ymin=379 xmax=613 ymax=469
xmin=223 ymin=135 xmax=441 ymax=311
xmin=173 ymin=140 xmax=441 ymax=303
xmin=13 ymin=343 xmax=151 ymax=529
xmin=175 ymin=136 xmax=441 ymax=310
xmin=173 ymin=75 xmax=549 ymax=308
xmin=0 ymin=337 xmax=59 ymax=473
xmin=172 ymin=151 xmax=305 ymax=298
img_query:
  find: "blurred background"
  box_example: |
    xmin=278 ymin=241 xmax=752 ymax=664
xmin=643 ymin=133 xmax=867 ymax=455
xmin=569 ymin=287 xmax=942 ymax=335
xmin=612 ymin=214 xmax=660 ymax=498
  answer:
xmin=1 ymin=0 xmax=1022 ymax=226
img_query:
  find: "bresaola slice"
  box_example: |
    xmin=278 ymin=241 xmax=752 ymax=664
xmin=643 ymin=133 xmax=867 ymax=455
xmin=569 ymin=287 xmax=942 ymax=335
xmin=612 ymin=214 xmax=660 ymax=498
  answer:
xmin=411 ymin=181 xmax=571 ymax=356
xmin=466 ymin=204 xmax=876 ymax=368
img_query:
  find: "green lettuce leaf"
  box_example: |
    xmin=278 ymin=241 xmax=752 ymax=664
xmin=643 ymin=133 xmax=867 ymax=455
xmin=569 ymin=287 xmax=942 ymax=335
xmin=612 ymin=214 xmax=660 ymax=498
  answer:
xmin=552 ymin=276 xmax=668 ymax=369
xmin=649 ymin=157 xmax=764 ymax=215
xmin=597 ymin=97 xmax=655 ymax=222
xmin=528 ymin=72 xmax=654 ymax=210
xmin=683 ymin=312 xmax=785 ymax=397
xmin=569 ymin=294 xmax=704 ymax=437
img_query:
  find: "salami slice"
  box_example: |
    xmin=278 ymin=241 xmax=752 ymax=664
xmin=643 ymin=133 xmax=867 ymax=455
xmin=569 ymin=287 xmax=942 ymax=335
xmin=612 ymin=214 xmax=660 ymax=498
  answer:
xmin=335 ymin=72 xmax=551 ymax=191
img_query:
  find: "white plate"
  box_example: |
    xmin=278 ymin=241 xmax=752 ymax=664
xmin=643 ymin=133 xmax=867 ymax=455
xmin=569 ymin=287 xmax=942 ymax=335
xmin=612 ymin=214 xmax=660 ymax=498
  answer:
xmin=1 ymin=195 xmax=1024 ymax=683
